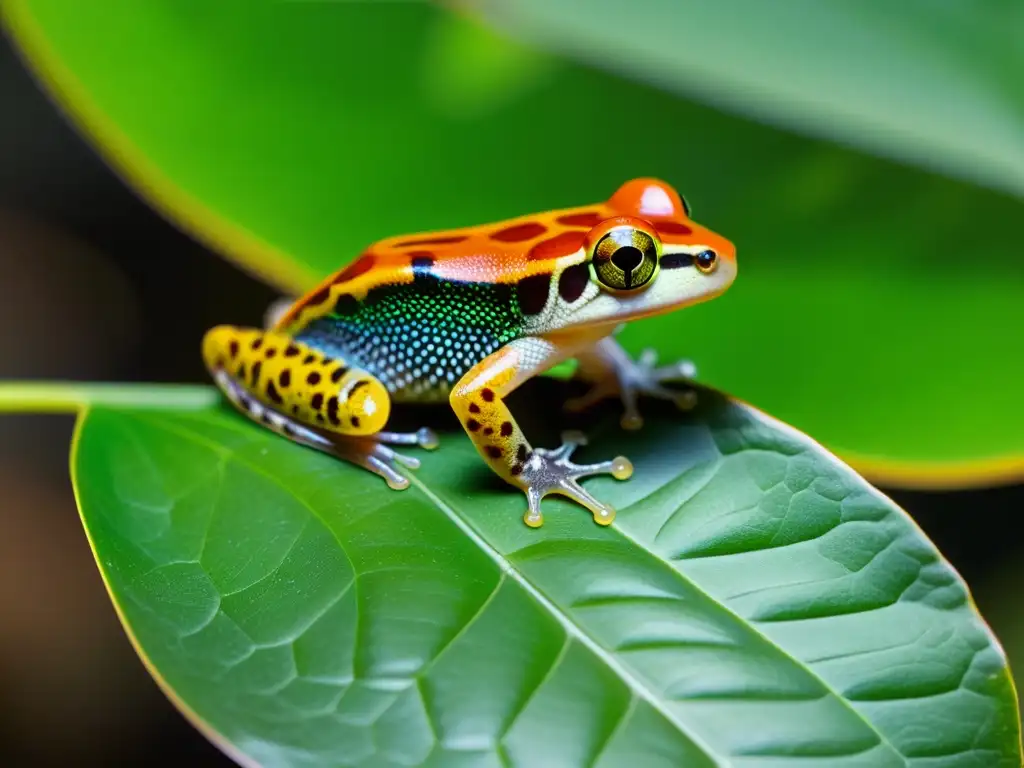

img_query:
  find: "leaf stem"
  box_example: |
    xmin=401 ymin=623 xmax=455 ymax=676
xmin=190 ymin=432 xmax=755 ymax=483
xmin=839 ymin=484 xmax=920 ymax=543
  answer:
xmin=0 ymin=381 xmax=219 ymax=414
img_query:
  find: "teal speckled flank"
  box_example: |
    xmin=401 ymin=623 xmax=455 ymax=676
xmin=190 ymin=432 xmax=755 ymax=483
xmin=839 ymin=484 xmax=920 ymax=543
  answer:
xmin=296 ymin=274 xmax=525 ymax=399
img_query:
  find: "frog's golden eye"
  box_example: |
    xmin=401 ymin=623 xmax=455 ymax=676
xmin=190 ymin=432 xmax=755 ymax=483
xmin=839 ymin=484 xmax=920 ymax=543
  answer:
xmin=590 ymin=226 xmax=660 ymax=291
xmin=695 ymin=249 xmax=718 ymax=274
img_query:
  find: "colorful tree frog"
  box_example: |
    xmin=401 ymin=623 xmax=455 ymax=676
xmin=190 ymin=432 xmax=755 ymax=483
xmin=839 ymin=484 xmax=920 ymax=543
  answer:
xmin=202 ymin=179 xmax=737 ymax=527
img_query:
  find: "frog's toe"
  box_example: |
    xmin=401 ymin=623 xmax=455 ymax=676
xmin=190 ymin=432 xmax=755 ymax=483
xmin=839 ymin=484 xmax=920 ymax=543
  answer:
xmin=335 ymin=440 xmax=418 ymax=490
xmin=366 ymin=454 xmax=412 ymax=490
xmin=377 ymin=427 xmax=440 ymax=450
xmin=519 ymin=431 xmax=632 ymax=528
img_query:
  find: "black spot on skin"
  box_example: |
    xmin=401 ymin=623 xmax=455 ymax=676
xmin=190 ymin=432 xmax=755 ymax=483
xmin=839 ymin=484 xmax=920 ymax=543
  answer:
xmin=558 ymin=262 xmax=590 ymax=303
xmin=251 ymin=361 xmax=262 ymax=385
xmin=511 ymin=464 xmax=523 ymax=476
xmin=292 ymin=405 xmax=300 ymax=415
xmin=466 ymin=419 xmax=481 ymax=432
xmin=307 ymin=286 xmax=331 ymax=306
xmin=311 ymin=393 xmax=324 ymax=410
xmin=229 ymin=340 xmax=240 ymax=359
xmin=485 ymin=445 xmax=503 ymax=459
xmin=237 ymin=363 xmax=246 ymax=379
xmin=265 ymin=347 xmax=277 ymax=359
xmin=516 ymin=272 xmax=552 ymax=316
xmin=411 ymin=255 xmax=435 ymax=271
xmin=279 ymin=370 xmax=291 ymax=388
xmin=350 ymin=416 xmax=361 ymax=428
xmin=349 ymin=380 xmax=371 ymax=397
xmin=307 ymin=372 xmax=321 ymax=386
xmin=316 ymin=413 xmax=325 ymax=423
xmin=331 ymin=366 xmax=348 ymax=384
xmin=261 ymin=412 xmax=272 ymax=424
xmin=661 ymin=252 xmax=695 ymax=269
xmin=283 ymin=424 xmax=296 ymax=438
xmin=216 ymin=356 xmax=225 ymax=369
xmin=322 ymin=357 xmax=335 ymax=367
xmin=327 ymin=395 xmax=340 ymax=425
xmin=333 ymin=294 xmax=359 ymax=316
xmin=251 ymin=338 xmax=263 ymax=351
xmin=469 ymin=402 xmax=480 ymax=414
xmin=516 ymin=444 xmax=528 ymax=463
xmin=303 ymin=354 xmax=316 ymax=365
xmin=266 ymin=381 xmax=283 ymax=404
xmin=484 ymin=427 xmax=494 ymax=436
xmin=284 ymin=345 xmax=300 ymax=357
xmin=481 ymin=388 xmax=495 ymax=402
xmin=500 ymin=421 xmax=513 ymax=437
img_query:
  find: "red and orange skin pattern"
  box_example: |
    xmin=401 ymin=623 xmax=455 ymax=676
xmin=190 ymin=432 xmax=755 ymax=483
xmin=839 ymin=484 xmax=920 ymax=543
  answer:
xmin=273 ymin=177 xmax=733 ymax=338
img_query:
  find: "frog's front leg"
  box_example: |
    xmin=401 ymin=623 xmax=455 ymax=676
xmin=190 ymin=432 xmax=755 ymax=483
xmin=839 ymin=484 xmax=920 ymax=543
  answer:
xmin=565 ymin=335 xmax=698 ymax=430
xmin=203 ymin=326 xmax=437 ymax=489
xmin=451 ymin=337 xmax=633 ymax=528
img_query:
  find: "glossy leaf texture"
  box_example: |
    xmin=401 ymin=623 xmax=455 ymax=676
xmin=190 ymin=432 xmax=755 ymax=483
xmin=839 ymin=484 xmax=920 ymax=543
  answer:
xmin=70 ymin=382 xmax=1020 ymax=767
xmin=471 ymin=0 xmax=1024 ymax=200
xmin=4 ymin=0 xmax=1023 ymax=483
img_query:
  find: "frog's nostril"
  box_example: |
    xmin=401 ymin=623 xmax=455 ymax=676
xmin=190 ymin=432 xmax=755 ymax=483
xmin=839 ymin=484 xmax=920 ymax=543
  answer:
xmin=611 ymin=246 xmax=643 ymax=273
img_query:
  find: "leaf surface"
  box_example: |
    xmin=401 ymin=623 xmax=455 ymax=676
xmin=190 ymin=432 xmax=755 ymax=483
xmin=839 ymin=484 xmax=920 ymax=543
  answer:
xmin=472 ymin=0 xmax=1024 ymax=199
xmin=66 ymin=382 xmax=1020 ymax=767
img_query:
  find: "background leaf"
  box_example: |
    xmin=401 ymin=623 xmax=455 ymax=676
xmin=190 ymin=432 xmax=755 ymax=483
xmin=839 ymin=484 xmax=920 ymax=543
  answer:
xmin=64 ymin=380 xmax=1020 ymax=767
xmin=3 ymin=0 xmax=1022 ymax=486
xmin=471 ymin=0 xmax=1024 ymax=200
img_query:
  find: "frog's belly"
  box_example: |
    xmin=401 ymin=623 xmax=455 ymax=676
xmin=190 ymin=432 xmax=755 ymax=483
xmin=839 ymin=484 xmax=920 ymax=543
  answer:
xmin=294 ymin=281 xmax=522 ymax=402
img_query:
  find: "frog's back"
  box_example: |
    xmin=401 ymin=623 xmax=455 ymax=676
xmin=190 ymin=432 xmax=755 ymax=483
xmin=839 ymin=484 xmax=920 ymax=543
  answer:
xmin=273 ymin=179 xmax=699 ymax=400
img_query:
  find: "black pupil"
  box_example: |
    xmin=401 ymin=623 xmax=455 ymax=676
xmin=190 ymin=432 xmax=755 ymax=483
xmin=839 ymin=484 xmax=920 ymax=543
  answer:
xmin=611 ymin=245 xmax=644 ymax=286
xmin=698 ymin=250 xmax=715 ymax=268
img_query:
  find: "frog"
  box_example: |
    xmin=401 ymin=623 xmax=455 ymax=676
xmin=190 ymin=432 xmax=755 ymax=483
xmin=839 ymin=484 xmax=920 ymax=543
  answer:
xmin=202 ymin=178 xmax=737 ymax=528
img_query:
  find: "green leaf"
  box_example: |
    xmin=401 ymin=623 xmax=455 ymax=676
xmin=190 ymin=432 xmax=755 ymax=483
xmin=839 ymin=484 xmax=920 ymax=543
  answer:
xmin=471 ymin=0 xmax=1024 ymax=200
xmin=57 ymin=381 xmax=1020 ymax=766
xmin=4 ymin=0 xmax=1023 ymax=484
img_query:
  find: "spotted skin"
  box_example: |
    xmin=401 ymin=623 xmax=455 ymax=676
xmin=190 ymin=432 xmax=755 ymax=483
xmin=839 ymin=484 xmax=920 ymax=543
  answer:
xmin=202 ymin=326 xmax=391 ymax=435
xmin=203 ymin=178 xmax=737 ymax=526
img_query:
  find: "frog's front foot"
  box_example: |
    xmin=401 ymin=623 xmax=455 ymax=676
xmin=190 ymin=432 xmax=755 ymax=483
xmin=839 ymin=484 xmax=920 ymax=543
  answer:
xmin=337 ymin=427 xmax=439 ymax=491
xmin=566 ymin=346 xmax=698 ymax=431
xmin=518 ymin=431 xmax=633 ymax=528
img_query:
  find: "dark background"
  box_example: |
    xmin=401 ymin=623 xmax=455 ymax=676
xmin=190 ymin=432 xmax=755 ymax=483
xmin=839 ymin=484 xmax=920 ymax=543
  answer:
xmin=0 ymin=27 xmax=1019 ymax=768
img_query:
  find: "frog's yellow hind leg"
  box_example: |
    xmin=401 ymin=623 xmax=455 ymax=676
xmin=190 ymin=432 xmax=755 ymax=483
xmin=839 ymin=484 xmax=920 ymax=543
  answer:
xmin=202 ymin=325 xmax=437 ymax=489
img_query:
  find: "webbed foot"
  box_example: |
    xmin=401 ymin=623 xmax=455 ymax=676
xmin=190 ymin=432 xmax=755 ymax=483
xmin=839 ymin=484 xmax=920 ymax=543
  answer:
xmin=343 ymin=428 xmax=439 ymax=490
xmin=518 ymin=431 xmax=632 ymax=528
xmin=567 ymin=345 xmax=698 ymax=431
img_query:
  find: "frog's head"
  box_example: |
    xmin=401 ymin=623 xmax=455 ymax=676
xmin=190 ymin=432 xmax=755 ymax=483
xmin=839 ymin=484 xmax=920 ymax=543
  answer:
xmin=535 ymin=178 xmax=737 ymax=335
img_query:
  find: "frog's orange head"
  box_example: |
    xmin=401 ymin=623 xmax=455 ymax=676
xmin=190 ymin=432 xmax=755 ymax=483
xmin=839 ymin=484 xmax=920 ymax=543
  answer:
xmin=542 ymin=178 xmax=737 ymax=333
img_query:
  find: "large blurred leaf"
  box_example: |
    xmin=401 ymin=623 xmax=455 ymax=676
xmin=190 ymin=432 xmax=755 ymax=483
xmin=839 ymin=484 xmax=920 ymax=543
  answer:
xmin=4 ymin=0 xmax=1023 ymax=485
xmin=472 ymin=0 xmax=1024 ymax=200
xmin=14 ymin=379 xmax=1013 ymax=766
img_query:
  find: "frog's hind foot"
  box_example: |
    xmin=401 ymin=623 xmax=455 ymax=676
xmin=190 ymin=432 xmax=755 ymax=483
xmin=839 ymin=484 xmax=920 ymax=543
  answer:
xmin=338 ymin=438 xmax=421 ymax=491
xmin=567 ymin=339 xmax=698 ymax=431
xmin=210 ymin=367 xmax=429 ymax=491
xmin=519 ymin=431 xmax=633 ymax=528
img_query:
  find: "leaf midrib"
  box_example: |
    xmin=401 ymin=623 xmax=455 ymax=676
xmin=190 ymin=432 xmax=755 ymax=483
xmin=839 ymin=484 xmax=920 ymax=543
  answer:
xmin=416 ymin=414 xmax=908 ymax=763
xmin=404 ymin=471 xmax=726 ymax=766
